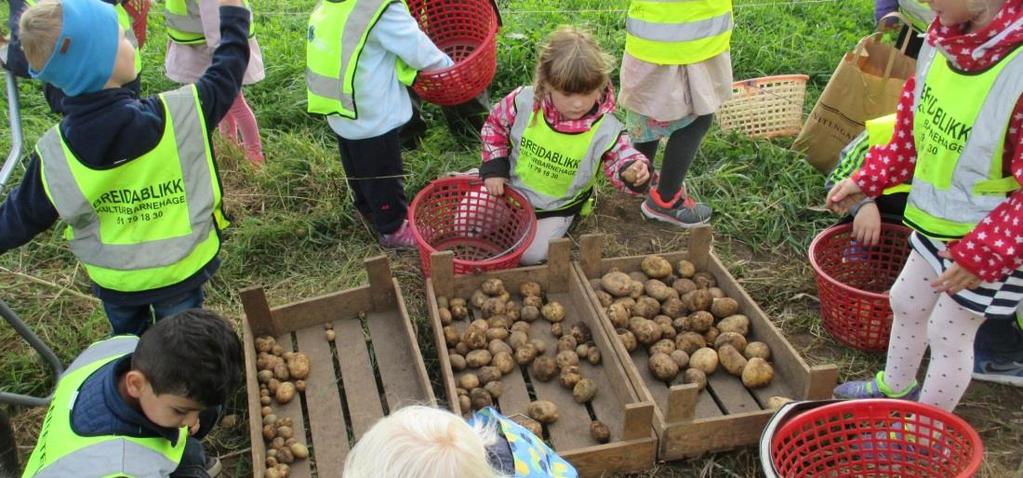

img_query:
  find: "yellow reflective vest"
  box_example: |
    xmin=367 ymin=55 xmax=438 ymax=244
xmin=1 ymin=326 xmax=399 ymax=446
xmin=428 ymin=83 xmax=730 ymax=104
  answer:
xmin=624 ymin=0 xmax=733 ymax=65
xmin=165 ymin=0 xmax=255 ymax=45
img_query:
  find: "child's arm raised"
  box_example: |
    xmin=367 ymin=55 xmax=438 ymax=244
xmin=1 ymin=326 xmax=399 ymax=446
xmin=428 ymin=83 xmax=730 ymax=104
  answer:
xmin=193 ymin=0 xmax=249 ymax=131
xmin=375 ymin=3 xmax=453 ymax=72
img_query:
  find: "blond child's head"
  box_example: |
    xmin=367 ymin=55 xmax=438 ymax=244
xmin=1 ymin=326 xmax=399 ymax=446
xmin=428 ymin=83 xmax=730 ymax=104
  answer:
xmin=19 ymin=0 xmax=136 ymax=96
xmin=343 ymin=406 xmax=509 ymax=478
xmin=533 ymin=26 xmax=614 ymax=120
xmin=927 ymin=0 xmax=1007 ymax=28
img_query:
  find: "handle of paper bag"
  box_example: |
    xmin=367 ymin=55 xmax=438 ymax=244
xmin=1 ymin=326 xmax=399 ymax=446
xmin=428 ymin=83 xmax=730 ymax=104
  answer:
xmin=879 ymin=12 xmax=914 ymax=79
xmin=852 ymin=22 xmax=910 ymax=82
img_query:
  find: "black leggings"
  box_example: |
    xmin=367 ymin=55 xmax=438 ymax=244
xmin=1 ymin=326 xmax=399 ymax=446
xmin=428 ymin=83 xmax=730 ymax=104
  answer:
xmin=634 ymin=113 xmax=715 ymax=199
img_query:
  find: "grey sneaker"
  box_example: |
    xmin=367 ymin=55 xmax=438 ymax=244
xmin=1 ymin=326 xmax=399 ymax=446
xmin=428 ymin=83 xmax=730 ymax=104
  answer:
xmin=641 ymin=187 xmax=712 ymax=227
xmin=205 ymin=456 xmax=222 ymax=477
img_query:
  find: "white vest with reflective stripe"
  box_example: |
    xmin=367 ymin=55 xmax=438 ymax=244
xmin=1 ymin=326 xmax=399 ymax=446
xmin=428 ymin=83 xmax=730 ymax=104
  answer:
xmin=22 ymin=336 xmax=188 ymax=478
xmin=905 ymin=43 xmax=1023 ymax=239
xmin=508 ymin=87 xmax=622 ymax=213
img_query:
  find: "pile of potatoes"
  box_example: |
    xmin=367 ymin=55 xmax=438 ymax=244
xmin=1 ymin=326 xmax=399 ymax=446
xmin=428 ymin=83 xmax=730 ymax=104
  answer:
xmin=254 ymin=336 xmax=312 ymax=477
xmin=592 ymin=255 xmax=776 ymax=392
xmin=438 ymin=278 xmax=610 ymax=444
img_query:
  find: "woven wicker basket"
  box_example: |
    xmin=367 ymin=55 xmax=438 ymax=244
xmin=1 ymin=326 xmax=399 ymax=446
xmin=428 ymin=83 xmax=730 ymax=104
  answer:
xmin=717 ymin=74 xmax=809 ymax=139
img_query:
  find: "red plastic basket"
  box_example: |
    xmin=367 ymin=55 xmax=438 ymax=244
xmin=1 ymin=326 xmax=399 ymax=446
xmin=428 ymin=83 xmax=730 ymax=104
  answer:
xmin=407 ymin=0 xmax=499 ymax=105
xmin=770 ymin=399 xmax=984 ymax=478
xmin=409 ymin=176 xmax=536 ymax=276
xmin=809 ymin=223 xmax=912 ymax=352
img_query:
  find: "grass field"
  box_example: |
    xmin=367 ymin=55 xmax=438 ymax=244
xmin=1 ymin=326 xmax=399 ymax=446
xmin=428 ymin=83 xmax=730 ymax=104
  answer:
xmin=3 ymin=0 xmax=1023 ymax=476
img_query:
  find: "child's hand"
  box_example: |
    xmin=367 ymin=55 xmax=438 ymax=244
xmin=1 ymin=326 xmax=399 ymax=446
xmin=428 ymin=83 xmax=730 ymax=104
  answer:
xmin=826 ymin=179 xmax=864 ymax=214
xmin=932 ymin=250 xmax=982 ymax=294
xmin=623 ymin=161 xmax=651 ymax=187
xmin=189 ymin=418 xmax=201 ymax=435
xmin=484 ymin=177 xmax=506 ymax=196
xmin=852 ymin=201 xmax=882 ymax=246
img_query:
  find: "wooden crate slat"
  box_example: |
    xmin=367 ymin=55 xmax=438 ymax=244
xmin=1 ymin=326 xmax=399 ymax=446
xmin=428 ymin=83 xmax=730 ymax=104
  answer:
xmin=365 ymin=310 xmax=430 ymax=410
xmin=242 ymin=320 xmax=268 ymax=478
xmin=334 ymin=318 xmax=386 ymax=440
xmin=271 ymin=288 xmax=372 ymax=335
xmin=705 ymin=372 xmax=761 ymax=415
xmin=293 ymin=326 xmax=349 ymax=476
xmin=272 ymin=334 xmax=312 ymax=478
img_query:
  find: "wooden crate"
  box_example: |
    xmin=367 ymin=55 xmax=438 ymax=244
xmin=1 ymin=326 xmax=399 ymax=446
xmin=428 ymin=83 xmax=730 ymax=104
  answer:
xmin=425 ymin=239 xmax=657 ymax=477
xmin=573 ymin=228 xmax=839 ymax=461
xmin=240 ymin=256 xmax=435 ymax=478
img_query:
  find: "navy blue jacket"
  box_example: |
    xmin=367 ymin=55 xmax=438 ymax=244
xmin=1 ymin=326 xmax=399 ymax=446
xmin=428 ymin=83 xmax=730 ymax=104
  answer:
xmin=0 ymin=6 xmax=251 ymax=306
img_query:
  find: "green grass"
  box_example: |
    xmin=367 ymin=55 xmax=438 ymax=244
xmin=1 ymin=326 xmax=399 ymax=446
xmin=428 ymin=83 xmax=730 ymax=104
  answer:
xmin=3 ymin=0 xmax=1023 ymax=476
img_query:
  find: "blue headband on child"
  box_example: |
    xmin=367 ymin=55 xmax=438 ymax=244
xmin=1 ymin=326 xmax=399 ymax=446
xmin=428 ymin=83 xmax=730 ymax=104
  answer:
xmin=30 ymin=0 xmax=119 ymax=96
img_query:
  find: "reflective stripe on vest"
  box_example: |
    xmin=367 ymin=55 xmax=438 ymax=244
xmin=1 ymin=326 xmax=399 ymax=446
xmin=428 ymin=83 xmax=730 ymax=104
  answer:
xmin=165 ymin=0 xmax=255 ymax=45
xmin=306 ymin=0 xmax=417 ymax=118
xmin=507 ymin=87 xmax=621 ymax=213
xmin=115 ymin=4 xmax=143 ymax=74
xmin=21 ymin=336 xmax=188 ymax=478
xmin=624 ymin=0 xmax=732 ymax=65
xmin=898 ymin=0 xmax=935 ymax=32
xmin=36 ymin=85 xmax=226 ymax=292
xmin=904 ymin=42 xmax=1023 ymax=239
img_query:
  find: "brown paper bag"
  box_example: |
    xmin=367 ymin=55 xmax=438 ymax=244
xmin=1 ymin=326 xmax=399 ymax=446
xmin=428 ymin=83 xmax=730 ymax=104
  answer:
xmin=793 ymin=31 xmax=916 ymax=173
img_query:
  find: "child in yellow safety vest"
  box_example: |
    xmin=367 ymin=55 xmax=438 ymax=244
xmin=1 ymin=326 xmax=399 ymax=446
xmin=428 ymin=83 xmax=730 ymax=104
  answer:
xmin=344 ymin=405 xmax=578 ymax=478
xmin=618 ymin=0 xmax=734 ymax=228
xmin=479 ymin=26 xmax=652 ymax=265
xmin=829 ymin=0 xmax=1023 ymax=410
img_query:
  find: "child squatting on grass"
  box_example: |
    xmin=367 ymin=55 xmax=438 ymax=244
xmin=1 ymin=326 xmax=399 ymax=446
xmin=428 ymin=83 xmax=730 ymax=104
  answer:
xmin=0 ymin=0 xmax=249 ymax=337
xmin=343 ymin=405 xmax=578 ymax=478
xmin=479 ymin=26 xmax=653 ymax=265
xmin=828 ymin=0 xmax=1023 ymax=411
xmin=21 ymin=309 xmax=244 ymax=477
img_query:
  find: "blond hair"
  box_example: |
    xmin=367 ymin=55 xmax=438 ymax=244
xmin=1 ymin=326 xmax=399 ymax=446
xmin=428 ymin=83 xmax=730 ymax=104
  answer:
xmin=532 ymin=26 xmax=613 ymax=109
xmin=342 ymin=406 xmax=510 ymax=478
xmin=18 ymin=0 xmax=63 ymax=71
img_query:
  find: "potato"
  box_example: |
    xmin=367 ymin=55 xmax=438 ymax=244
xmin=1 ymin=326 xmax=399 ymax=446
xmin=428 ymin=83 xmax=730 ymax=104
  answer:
xmin=632 ymin=297 xmax=661 ymax=319
xmin=742 ymin=358 xmax=774 ymax=388
xmin=633 ymin=319 xmax=662 ymax=346
xmin=527 ymin=400 xmax=559 ymax=424
xmin=670 ymin=349 xmax=690 ymax=369
xmin=710 ymin=297 xmax=739 ymax=319
xmin=559 ymin=365 xmax=582 ymax=389
xmin=541 ymin=302 xmax=566 ymax=322
xmin=255 ymin=336 xmax=275 ymax=354
xmin=458 ymin=395 xmax=471 ymax=413
xmin=449 ymin=297 xmax=467 ymax=308
xmin=258 ymin=370 xmax=274 ymax=384
xmin=628 ymin=280 xmax=645 ymax=299
xmin=589 ymin=278 xmax=603 ymax=291
xmin=617 ymin=329 xmax=638 ymax=352
xmin=654 ymin=316 xmax=676 ymax=340
xmin=464 ymin=325 xmax=489 ymax=350
xmin=276 ymin=382 xmax=297 ymax=404
xmin=744 ymin=342 xmax=771 ymax=361
xmin=661 ymin=297 xmax=686 ymax=318
xmin=688 ymin=311 xmax=715 ymax=333
xmin=478 ymin=366 xmax=502 ymax=385
xmin=717 ymin=314 xmax=750 ymax=337
xmin=470 ymin=388 xmax=493 ymax=410
xmin=488 ymin=315 xmax=512 ymax=330
xmin=628 ymin=271 xmax=649 ymax=283
xmin=493 ymin=352 xmax=516 ymax=374
xmin=573 ymin=378 xmax=598 ymax=403
xmin=437 ymin=296 xmax=450 ymax=309
xmin=290 ymin=442 xmax=309 ymax=460
xmin=673 ymin=316 xmax=691 ymax=332
xmin=481 ymin=297 xmax=507 ymax=318
xmin=498 ymin=291 xmax=511 ymax=303
xmin=676 ymin=260 xmax=696 ymax=278
xmin=458 ymin=373 xmax=481 ymax=390
xmin=648 ymin=352 xmax=680 ymax=382
xmin=263 ymin=414 xmax=278 ymax=426
xmin=489 ymin=339 xmax=512 ymax=357
xmin=466 ymin=349 xmax=493 ymax=368
xmin=511 ymin=321 xmax=531 ymax=333
xmin=443 ymin=326 xmax=460 ymax=347
xmin=455 ymin=342 xmax=470 ymax=356
xmin=600 ymin=271 xmax=633 ymax=297
xmin=556 ymin=350 xmax=580 ymax=369
xmin=260 ymin=396 xmax=272 ymax=406
xmin=514 ymin=344 xmax=538 ymax=365
xmin=672 ymin=278 xmax=698 ymax=296
xmin=641 ymin=255 xmax=673 ymax=279
xmin=277 ymin=447 xmax=294 ymax=464
xmin=683 ymin=368 xmax=707 ymax=391
xmin=450 ymin=304 xmax=469 ymax=321
xmin=590 ymin=420 xmax=611 ymax=444
xmin=469 ymin=290 xmax=487 ymax=309
xmin=683 ymin=290 xmax=713 ymax=312
xmin=708 ymin=287 xmax=726 ymax=299
xmin=718 ymin=345 xmax=748 ymax=376
xmin=265 ymin=467 xmax=282 ymax=478
xmin=570 ymin=323 xmax=592 ymax=344
xmin=595 ymin=290 xmax=614 ymax=308
xmin=505 ymin=302 xmax=520 ymax=321
xmin=693 ymin=272 xmax=717 ymax=289
xmin=606 ymin=302 xmax=631 ymax=329
xmin=714 ymin=332 xmax=748 ymax=354
xmin=644 ymin=279 xmax=673 ymax=301
xmin=287 ymin=353 xmax=311 ymax=380
xmin=274 ymin=464 xmax=290 ymax=477
xmin=485 ymin=327 xmax=509 ymax=342
xmin=767 ymin=396 xmax=794 ymax=410
xmin=575 ymin=343 xmax=591 ymax=359
xmin=513 ymin=415 xmax=544 ymax=437
xmin=295 ymin=380 xmax=306 ymax=393
xmin=484 ymin=380 xmax=504 ymax=399
xmin=268 ymin=379 xmax=281 ymax=394
xmin=438 ymin=307 xmax=453 ymax=326
xmin=550 ymin=322 xmax=563 ymax=338
xmin=523 ymin=295 xmax=543 ymax=309
xmin=271 ymin=345 xmax=285 ymax=357
xmin=520 ymin=305 xmax=541 ymax=322
xmin=262 ymin=424 xmax=277 ymax=441
xmin=531 ymin=356 xmax=558 ymax=382
xmin=649 ymin=338 xmax=675 ymax=356
xmin=508 ymin=331 xmax=529 ymax=351
xmin=470 ymin=319 xmax=490 ymax=331
xmin=557 ymin=335 xmax=578 ymax=352
xmin=520 ymin=281 xmax=543 ymax=297
xmin=325 ymin=329 xmax=337 ymax=342
xmin=481 ymin=278 xmax=505 ymax=296
xmin=529 ymin=339 xmax=547 ymax=355
xmin=703 ymin=326 xmax=720 ymax=345
xmin=586 ymin=347 xmax=602 ymax=365
xmin=690 ymin=347 xmax=719 ymax=375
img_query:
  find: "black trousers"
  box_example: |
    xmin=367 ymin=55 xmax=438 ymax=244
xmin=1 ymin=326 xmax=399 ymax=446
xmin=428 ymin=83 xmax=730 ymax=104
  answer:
xmin=336 ymin=128 xmax=407 ymax=235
